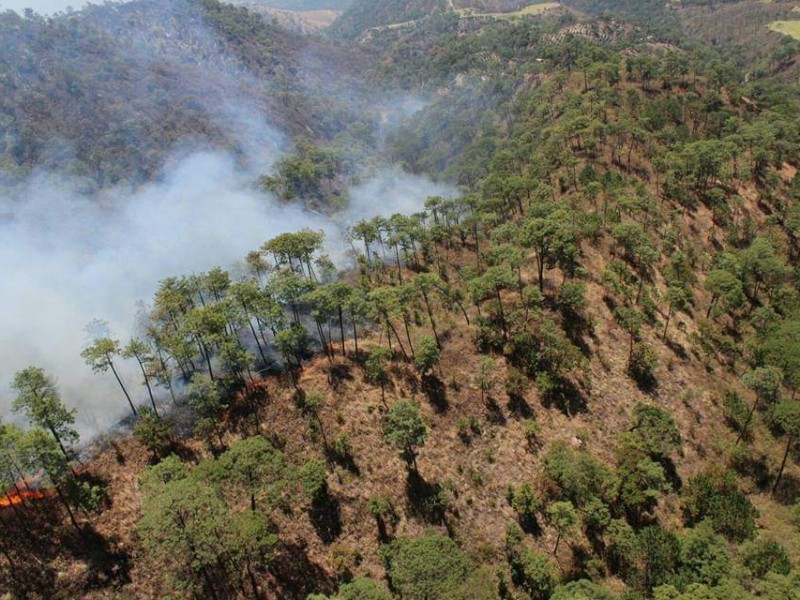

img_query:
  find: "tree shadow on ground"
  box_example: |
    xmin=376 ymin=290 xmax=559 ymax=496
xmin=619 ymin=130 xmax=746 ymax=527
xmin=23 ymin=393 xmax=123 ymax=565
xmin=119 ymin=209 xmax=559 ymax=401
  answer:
xmin=325 ymin=447 xmax=360 ymax=476
xmin=270 ymin=541 xmax=336 ymax=599
xmin=773 ymin=474 xmax=800 ymax=506
xmin=485 ymin=396 xmax=507 ymax=425
xmin=405 ymin=469 xmax=448 ymax=526
xmin=309 ymin=491 xmax=342 ymax=544
xmin=422 ymin=374 xmax=448 ymax=413
xmin=325 ymin=362 xmax=354 ymax=390
xmin=540 ymin=378 xmax=588 ymax=417
xmin=507 ymin=393 xmax=533 ymax=418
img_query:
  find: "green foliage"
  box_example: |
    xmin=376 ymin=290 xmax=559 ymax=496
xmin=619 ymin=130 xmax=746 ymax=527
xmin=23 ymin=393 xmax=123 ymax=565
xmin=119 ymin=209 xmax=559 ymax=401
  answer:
xmin=604 ymin=518 xmax=639 ymax=577
xmin=138 ymin=474 xmax=231 ymax=591
xmin=217 ymin=437 xmax=287 ymax=511
xmin=742 ymin=367 xmax=783 ymax=407
xmin=505 ymin=367 xmax=530 ymax=400
xmin=723 ymin=390 xmax=750 ymax=434
xmin=300 ymin=459 xmax=329 ymax=501
xmin=508 ymin=483 xmax=541 ymax=524
xmin=441 ymin=567 xmax=499 ymax=600
xmin=365 ymin=347 xmax=392 ymax=391
xmin=542 ymin=442 xmax=618 ymax=506
xmin=133 ymin=406 xmax=172 ymax=457
xmin=628 ymin=342 xmax=659 ymax=387
xmin=187 ymin=374 xmax=224 ymax=421
xmin=682 ymin=469 xmax=757 ymax=542
xmin=509 ymin=548 xmax=555 ymax=599
xmin=551 ymin=580 xmax=619 ymax=600
xmin=616 ymin=433 xmax=670 ymax=516
xmin=414 ymin=336 xmax=441 ymax=375
xmin=557 ymin=281 xmax=588 ymax=316
xmin=383 ymin=401 xmax=427 ymax=467
xmin=337 ymin=577 xmax=392 ymax=600
xmin=547 ymin=500 xmax=579 ymax=552
xmin=383 ymin=533 xmax=470 ymax=600
xmin=11 ymin=366 xmax=78 ymax=453
xmin=630 ymin=403 xmax=682 ymax=460
xmin=636 ymin=526 xmax=680 ymax=592
xmin=740 ymin=538 xmax=792 ymax=579
xmin=678 ymin=521 xmax=732 ymax=587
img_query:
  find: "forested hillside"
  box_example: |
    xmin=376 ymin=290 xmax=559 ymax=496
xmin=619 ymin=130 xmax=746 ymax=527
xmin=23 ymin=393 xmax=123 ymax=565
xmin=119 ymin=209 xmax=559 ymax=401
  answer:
xmin=0 ymin=0 xmax=373 ymax=186
xmin=5 ymin=1 xmax=800 ymax=599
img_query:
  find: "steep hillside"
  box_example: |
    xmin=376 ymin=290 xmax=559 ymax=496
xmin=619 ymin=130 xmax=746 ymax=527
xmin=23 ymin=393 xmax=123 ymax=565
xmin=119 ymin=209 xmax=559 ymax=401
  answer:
xmin=5 ymin=2 xmax=800 ymax=600
xmin=328 ymin=0 xmax=449 ymax=39
xmin=0 ymin=0 xmax=374 ymax=187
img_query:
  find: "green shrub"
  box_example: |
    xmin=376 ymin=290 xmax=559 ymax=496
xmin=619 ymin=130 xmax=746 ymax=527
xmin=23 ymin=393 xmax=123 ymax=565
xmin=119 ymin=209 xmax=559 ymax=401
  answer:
xmin=740 ymin=539 xmax=792 ymax=579
xmin=628 ymin=342 xmax=658 ymax=386
xmin=383 ymin=533 xmax=470 ymax=599
xmin=542 ymin=442 xmax=618 ymax=506
xmin=682 ymin=469 xmax=757 ymax=542
xmin=679 ymin=521 xmax=731 ymax=586
xmin=337 ymin=577 xmax=392 ymax=600
xmin=509 ymin=548 xmax=555 ymax=600
xmin=551 ymin=580 xmax=619 ymax=600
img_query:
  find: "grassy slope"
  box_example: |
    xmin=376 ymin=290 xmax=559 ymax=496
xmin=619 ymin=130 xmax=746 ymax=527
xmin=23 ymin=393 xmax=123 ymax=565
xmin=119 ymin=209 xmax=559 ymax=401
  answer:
xmin=71 ymin=68 xmax=800 ymax=597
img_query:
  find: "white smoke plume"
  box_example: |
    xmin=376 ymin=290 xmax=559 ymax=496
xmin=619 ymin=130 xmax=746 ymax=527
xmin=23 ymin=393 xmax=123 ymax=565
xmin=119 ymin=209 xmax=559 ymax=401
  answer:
xmin=0 ymin=0 xmax=456 ymax=436
xmin=0 ymin=149 xmax=454 ymax=435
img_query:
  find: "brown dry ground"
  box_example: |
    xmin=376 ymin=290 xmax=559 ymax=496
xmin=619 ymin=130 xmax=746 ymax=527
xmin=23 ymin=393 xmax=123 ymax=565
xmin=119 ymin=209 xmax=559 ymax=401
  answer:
xmin=48 ymin=75 xmax=800 ymax=598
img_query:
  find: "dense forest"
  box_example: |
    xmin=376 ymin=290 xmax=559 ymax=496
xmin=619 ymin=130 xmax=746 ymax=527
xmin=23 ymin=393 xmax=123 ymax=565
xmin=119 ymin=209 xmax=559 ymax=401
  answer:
xmin=5 ymin=0 xmax=800 ymax=599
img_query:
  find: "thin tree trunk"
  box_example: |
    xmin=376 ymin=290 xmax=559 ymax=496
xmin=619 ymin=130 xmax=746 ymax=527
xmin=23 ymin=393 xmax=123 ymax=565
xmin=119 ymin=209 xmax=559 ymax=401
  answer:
xmin=773 ymin=434 xmax=794 ymax=494
xmin=109 ymin=359 xmax=136 ymax=416
xmin=136 ymin=357 xmax=159 ymax=417
xmin=421 ymin=290 xmax=441 ymax=348
xmin=736 ymin=398 xmax=759 ymax=446
xmin=338 ymin=306 xmax=346 ymax=357
xmin=351 ymin=312 xmax=360 ymax=362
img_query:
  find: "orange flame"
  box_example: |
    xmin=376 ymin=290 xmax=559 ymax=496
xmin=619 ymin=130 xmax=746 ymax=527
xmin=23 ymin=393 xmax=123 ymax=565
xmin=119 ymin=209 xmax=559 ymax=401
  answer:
xmin=0 ymin=488 xmax=48 ymax=508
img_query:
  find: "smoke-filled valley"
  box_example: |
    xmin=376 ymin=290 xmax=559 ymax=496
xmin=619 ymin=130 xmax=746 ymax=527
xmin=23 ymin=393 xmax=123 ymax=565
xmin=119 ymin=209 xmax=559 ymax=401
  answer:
xmin=0 ymin=152 xmax=453 ymax=433
xmin=7 ymin=0 xmax=800 ymax=599
xmin=0 ymin=0 xmax=451 ymax=432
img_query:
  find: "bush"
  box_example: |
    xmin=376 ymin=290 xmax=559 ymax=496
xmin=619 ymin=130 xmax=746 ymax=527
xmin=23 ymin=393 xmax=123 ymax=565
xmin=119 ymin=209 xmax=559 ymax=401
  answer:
xmin=414 ymin=336 xmax=441 ymax=376
xmin=509 ymin=548 xmax=555 ymax=599
xmin=679 ymin=521 xmax=731 ymax=586
xmin=133 ymin=406 xmax=172 ymax=457
xmin=682 ymin=469 xmax=757 ymax=542
xmin=636 ymin=526 xmax=680 ymax=592
xmin=542 ymin=442 xmax=618 ymax=506
xmin=383 ymin=533 xmax=470 ymax=599
xmin=628 ymin=342 xmax=658 ymax=387
xmin=337 ymin=578 xmax=392 ymax=600
xmin=441 ymin=567 xmax=500 ymax=600
xmin=331 ymin=433 xmax=353 ymax=459
xmin=508 ymin=483 xmax=541 ymax=528
xmin=522 ymin=419 xmax=541 ymax=450
xmin=740 ymin=539 xmax=792 ymax=579
xmin=505 ymin=367 xmax=530 ymax=400
xmin=722 ymin=390 xmax=750 ymax=433
xmin=551 ymin=580 xmax=618 ymax=600
xmin=630 ymin=403 xmax=682 ymax=460
xmin=557 ymin=281 xmax=588 ymax=315
xmin=329 ymin=543 xmax=362 ymax=583
xmin=604 ymin=518 xmax=638 ymax=577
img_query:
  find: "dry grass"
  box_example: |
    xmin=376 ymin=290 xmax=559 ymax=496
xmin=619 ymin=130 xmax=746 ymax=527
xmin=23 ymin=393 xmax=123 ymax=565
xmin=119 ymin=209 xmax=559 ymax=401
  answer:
xmin=769 ymin=19 xmax=800 ymax=40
